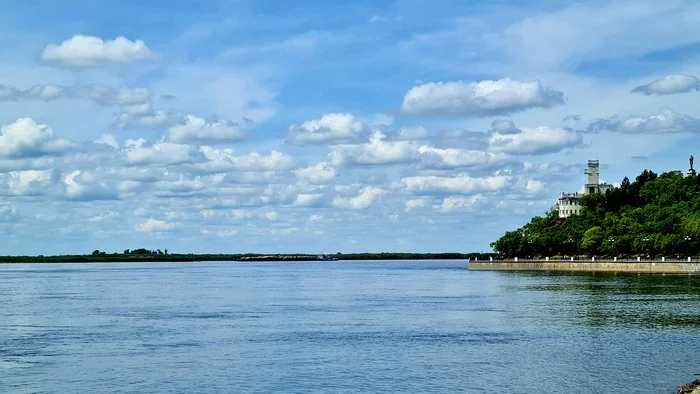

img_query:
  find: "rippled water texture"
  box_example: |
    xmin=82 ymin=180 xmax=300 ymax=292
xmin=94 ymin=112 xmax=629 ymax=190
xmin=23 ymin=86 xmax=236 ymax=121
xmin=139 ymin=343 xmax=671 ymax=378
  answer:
xmin=1 ymin=260 xmax=699 ymax=393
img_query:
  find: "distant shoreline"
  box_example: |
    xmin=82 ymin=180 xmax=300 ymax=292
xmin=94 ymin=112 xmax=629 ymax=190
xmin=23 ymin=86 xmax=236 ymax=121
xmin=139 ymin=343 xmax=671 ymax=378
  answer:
xmin=0 ymin=252 xmax=475 ymax=264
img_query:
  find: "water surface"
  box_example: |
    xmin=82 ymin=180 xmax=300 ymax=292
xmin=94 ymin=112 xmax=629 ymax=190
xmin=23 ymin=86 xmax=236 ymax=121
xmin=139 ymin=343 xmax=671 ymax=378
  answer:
xmin=1 ymin=260 xmax=698 ymax=393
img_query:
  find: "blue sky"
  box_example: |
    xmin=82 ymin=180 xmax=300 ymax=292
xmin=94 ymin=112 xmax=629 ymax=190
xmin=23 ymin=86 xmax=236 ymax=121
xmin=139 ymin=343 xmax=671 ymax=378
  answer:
xmin=2 ymin=0 xmax=700 ymax=255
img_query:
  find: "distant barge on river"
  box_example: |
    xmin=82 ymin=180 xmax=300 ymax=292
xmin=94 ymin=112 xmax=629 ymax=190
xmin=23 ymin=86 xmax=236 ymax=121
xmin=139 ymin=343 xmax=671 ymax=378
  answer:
xmin=238 ymin=254 xmax=338 ymax=262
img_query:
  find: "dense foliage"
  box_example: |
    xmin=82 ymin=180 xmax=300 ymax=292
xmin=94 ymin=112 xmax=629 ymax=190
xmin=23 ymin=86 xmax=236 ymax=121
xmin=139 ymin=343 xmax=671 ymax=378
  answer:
xmin=491 ymin=169 xmax=700 ymax=258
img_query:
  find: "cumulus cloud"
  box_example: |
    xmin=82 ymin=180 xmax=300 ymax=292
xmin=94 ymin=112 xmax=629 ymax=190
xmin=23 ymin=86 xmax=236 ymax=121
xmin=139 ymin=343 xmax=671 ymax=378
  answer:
xmin=418 ymin=147 xmax=514 ymax=169
xmin=197 ymin=147 xmax=295 ymax=173
xmin=167 ymin=115 xmax=247 ymax=144
xmin=136 ymin=218 xmax=177 ymax=233
xmin=295 ymin=162 xmax=336 ymax=184
xmin=95 ymin=134 xmax=119 ymax=149
xmin=7 ymin=170 xmax=55 ymax=196
xmin=0 ymin=118 xmax=75 ymax=159
xmin=488 ymin=126 xmax=583 ymax=155
xmin=400 ymin=78 xmax=565 ymax=116
xmin=41 ymin=35 xmax=158 ymax=67
xmin=437 ymin=195 xmax=489 ymax=213
xmin=400 ymin=174 xmax=510 ymax=195
xmin=328 ymin=131 xmax=418 ymax=166
xmin=63 ymin=170 xmax=119 ymax=201
xmin=89 ymin=211 xmax=121 ymax=222
xmin=287 ymin=113 xmax=365 ymax=145
xmin=291 ymin=193 xmax=324 ymax=207
xmin=123 ymin=139 xmax=204 ymax=166
xmin=404 ymin=198 xmax=428 ymax=212
xmin=332 ymin=187 xmax=385 ymax=209
xmin=587 ymin=108 xmax=700 ymax=134
xmin=632 ymin=74 xmax=700 ymax=95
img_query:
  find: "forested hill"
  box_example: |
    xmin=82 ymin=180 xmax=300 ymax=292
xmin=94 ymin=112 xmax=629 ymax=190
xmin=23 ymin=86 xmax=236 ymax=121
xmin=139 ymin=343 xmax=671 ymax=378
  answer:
xmin=490 ymin=169 xmax=700 ymax=258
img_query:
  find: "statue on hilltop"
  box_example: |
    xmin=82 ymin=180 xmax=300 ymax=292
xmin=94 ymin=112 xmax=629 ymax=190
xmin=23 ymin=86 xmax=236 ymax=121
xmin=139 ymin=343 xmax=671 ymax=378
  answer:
xmin=690 ymin=155 xmax=694 ymax=171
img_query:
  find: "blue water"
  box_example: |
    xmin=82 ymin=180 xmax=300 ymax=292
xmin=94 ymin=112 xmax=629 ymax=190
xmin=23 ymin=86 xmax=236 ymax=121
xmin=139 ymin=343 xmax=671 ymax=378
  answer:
xmin=1 ymin=260 xmax=698 ymax=393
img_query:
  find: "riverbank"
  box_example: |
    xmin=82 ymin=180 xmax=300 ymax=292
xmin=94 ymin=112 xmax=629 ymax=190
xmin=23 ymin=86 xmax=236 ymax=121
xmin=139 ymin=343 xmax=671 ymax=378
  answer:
xmin=469 ymin=259 xmax=700 ymax=275
xmin=676 ymin=379 xmax=700 ymax=394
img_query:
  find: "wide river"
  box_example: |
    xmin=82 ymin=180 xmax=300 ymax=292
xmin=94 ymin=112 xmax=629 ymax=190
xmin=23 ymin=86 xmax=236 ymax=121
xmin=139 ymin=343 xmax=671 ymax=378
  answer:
xmin=1 ymin=260 xmax=698 ymax=393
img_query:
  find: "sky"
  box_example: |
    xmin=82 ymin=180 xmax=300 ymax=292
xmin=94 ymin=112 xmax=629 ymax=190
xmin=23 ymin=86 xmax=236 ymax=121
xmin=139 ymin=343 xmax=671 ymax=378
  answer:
xmin=2 ymin=0 xmax=700 ymax=255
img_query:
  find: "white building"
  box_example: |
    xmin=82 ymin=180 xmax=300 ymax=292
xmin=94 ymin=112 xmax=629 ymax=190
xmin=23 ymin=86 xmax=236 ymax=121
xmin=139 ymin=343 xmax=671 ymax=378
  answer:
xmin=557 ymin=160 xmax=614 ymax=218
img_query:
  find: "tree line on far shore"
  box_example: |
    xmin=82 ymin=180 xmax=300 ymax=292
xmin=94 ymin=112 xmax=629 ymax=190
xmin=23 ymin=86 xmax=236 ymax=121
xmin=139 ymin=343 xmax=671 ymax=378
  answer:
xmin=491 ymin=169 xmax=700 ymax=258
xmin=0 ymin=251 xmax=481 ymax=263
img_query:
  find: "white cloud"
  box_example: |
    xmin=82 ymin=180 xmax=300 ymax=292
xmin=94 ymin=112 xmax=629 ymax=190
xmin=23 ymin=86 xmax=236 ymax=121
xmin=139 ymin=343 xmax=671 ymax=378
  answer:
xmin=291 ymin=193 xmax=324 ymax=207
xmin=309 ymin=213 xmax=323 ymax=222
xmin=124 ymin=140 xmax=204 ymax=166
xmin=400 ymin=174 xmax=510 ymax=195
xmin=632 ymin=74 xmax=700 ymax=96
xmin=265 ymin=211 xmax=278 ymax=221
xmin=27 ymin=84 xmax=63 ymax=100
xmin=121 ymin=102 xmax=151 ymax=116
xmin=287 ymin=113 xmax=365 ymax=145
xmin=88 ymin=211 xmax=121 ymax=222
xmin=95 ymin=134 xmax=119 ymax=149
xmin=0 ymin=118 xmax=74 ymax=159
xmin=588 ymin=108 xmax=700 ymax=134
xmin=488 ymin=127 xmax=582 ymax=155
xmin=0 ymin=202 xmax=17 ymax=221
xmin=328 ymin=131 xmax=418 ymax=166
xmin=400 ymin=78 xmax=565 ymax=116
xmin=7 ymin=170 xmax=55 ymax=196
xmin=63 ymin=170 xmax=118 ymax=200
xmin=230 ymin=209 xmax=254 ymax=220
xmin=404 ymin=198 xmax=428 ymax=212
xmin=524 ymin=180 xmax=545 ymax=195
xmin=418 ymin=146 xmax=514 ymax=169
xmin=41 ymin=35 xmax=158 ymax=67
xmin=295 ymin=162 xmax=336 ymax=184
xmin=437 ymin=195 xmax=489 ymax=213
xmin=332 ymin=187 xmax=385 ymax=209
xmin=198 ymin=147 xmax=295 ymax=173
xmin=136 ymin=218 xmax=177 ymax=233
xmin=167 ymin=115 xmax=247 ymax=144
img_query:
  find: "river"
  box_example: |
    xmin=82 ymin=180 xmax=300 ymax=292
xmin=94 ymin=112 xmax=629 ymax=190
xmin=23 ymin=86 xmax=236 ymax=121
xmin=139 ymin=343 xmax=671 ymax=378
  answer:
xmin=1 ymin=260 xmax=698 ymax=393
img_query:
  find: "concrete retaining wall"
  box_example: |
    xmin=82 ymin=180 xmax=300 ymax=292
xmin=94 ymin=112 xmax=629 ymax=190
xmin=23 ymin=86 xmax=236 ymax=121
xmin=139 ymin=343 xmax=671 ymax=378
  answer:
xmin=469 ymin=260 xmax=700 ymax=274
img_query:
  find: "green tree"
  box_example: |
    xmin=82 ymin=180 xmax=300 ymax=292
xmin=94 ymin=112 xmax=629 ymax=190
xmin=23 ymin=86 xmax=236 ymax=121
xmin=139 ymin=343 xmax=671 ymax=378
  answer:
xmin=581 ymin=226 xmax=603 ymax=255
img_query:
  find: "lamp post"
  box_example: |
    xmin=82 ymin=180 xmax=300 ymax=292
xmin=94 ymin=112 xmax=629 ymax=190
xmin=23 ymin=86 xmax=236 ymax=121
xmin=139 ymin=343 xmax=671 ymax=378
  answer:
xmin=567 ymin=237 xmax=574 ymax=258
xmin=608 ymin=237 xmax=615 ymax=257
xmin=643 ymin=236 xmax=650 ymax=259
xmin=685 ymin=236 xmax=691 ymax=259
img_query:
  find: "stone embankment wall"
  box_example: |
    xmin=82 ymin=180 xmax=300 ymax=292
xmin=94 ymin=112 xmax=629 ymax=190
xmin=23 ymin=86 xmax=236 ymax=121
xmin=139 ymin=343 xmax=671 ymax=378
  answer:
xmin=469 ymin=260 xmax=700 ymax=274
